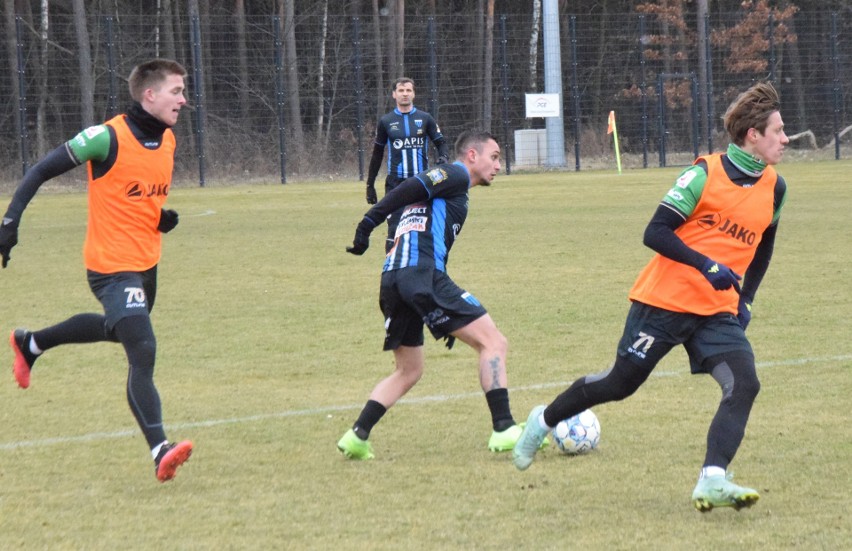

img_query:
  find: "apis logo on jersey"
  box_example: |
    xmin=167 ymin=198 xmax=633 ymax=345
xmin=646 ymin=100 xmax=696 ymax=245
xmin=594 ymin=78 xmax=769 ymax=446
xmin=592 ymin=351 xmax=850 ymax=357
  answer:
xmin=125 ymin=181 xmax=170 ymax=202
xmin=426 ymin=168 xmax=448 ymax=186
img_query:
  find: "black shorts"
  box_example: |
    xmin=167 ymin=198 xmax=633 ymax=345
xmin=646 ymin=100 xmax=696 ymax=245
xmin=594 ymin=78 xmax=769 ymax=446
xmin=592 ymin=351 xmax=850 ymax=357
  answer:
xmin=616 ymin=300 xmax=753 ymax=374
xmin=379 ymin=266 xmax=488 ymax=350
xmin=87 ymin=266 xmax=157 ymax=330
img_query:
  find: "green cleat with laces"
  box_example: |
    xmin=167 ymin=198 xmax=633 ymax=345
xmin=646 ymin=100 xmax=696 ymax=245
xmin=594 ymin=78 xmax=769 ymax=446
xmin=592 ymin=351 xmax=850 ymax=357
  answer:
xmin=691 ymin=474 xmax=760 ymax=512
xmin=337 ymin=429 xmax=375 ymax=460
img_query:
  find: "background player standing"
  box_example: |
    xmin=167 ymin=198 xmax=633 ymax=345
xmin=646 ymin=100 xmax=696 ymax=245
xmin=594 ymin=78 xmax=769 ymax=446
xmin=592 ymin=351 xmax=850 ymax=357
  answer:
xmin=364 ymin=77 xmax=450 ymax=252
xmin=512 ymin=82 xmax=788 ymax=513
xmin=0 ymin=59 xmax=193 ymax=483
xmin=339 ymin=130 xmax=533 ymax=459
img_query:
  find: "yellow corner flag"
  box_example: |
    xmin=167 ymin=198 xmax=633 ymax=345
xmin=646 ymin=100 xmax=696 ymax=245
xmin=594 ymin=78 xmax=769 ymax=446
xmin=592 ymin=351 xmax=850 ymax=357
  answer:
xmin=607 ymin=110 xmax=622 ymax=174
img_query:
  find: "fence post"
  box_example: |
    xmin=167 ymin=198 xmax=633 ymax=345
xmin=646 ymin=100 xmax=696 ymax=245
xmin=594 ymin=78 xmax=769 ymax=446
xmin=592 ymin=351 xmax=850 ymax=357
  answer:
xmin=569 ymin=15 xmax=580 ymax=171
xmin=105 ymin=16 xmax=118 ymax=118
xmin=14 ymin=17 xmax=30 ymax=176
xmin=427 ymin=17 xmax=438 ymax=122
xmin=657 ymin=73 xmax=666 ymax=167
xmin=704 ymin=13 xmax=714 ymax=154
xmin=189 ymin=13 xmax=206 ymax=187
xmin=352 ymin=16 xmax=364 ymax=181
xmin=272 ymin=16 xmax=287 ymax=184
xmin=639 ymin=14 xmax=648 ymax=168
xmin=499 ymin=15 xmax=511 ymax=175
xmin=767 ymin=14 xmax=776 ymax=84
xmin=831 ymin=12 xmax=841 ymax=161
xmin=690 ymin=73 xmax=699 ymax=159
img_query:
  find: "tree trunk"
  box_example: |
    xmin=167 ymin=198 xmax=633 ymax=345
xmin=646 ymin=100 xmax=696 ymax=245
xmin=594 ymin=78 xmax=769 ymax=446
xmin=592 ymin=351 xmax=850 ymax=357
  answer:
xmin=72 ymin=0 xmax=94 ymax=128
xmin=281 ymin=0 xmax=304 ymax=154
xmin=160 ymin=0 xmax=176 ymax=60
xmin=482 ymin=0 xmax=494 ymax=132
xmin=235 ymin=0 xmax=250 ymax=120
xmin=317 ymin=0 xmax=328 ymax=134
xmin=36 ymin=0 xmax=48 ymax=157
xmin=473 ymin=0 xmax=484 ymax=126
xmin=371 ymin=0 xmax=384 ymax=118
xmin=394 ymin=0 xmax=404 ymax=76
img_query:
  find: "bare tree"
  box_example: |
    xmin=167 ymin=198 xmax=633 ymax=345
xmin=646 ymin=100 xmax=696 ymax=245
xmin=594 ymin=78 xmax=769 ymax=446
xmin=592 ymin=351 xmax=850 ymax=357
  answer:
xmin=72 ymin=0 xmax=93 ymax=128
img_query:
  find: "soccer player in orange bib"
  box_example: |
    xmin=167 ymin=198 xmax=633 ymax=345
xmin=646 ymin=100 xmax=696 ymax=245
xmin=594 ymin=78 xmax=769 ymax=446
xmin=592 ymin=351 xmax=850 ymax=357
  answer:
xmin=0 ymin=59 xmax=193 ymax=482
xmin=512 ymin=82 xmax=788 ymax=512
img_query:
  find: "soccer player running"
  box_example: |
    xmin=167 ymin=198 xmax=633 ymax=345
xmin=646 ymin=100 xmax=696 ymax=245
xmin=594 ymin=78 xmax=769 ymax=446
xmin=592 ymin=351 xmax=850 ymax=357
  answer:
xmin=364 ymin=77 xmax=450 ymax=252
xmin=512 ymin=82 xmax=789 ymax=513
xmin=339 ymin=130 xmax=532 ymax=459
xmin=0 ymin=59 xmax=193 ymax=482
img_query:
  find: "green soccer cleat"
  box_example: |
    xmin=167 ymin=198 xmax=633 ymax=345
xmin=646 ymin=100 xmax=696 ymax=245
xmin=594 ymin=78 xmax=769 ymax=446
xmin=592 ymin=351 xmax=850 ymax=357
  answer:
xmin=691 ymin=474 xmax=760 ymax=512
xmin=512 ymin=405 xmax=548 ymax=471
xmin=337 ymin=429 xmax=375 ymax=460
xmin=488 ymin=423 xmax=549 ymax=452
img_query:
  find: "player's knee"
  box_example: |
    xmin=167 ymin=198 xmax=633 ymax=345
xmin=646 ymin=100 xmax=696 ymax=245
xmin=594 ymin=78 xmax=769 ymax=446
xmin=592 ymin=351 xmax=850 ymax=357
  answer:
xmin=708 ymin=351 xmax=760 ymax=403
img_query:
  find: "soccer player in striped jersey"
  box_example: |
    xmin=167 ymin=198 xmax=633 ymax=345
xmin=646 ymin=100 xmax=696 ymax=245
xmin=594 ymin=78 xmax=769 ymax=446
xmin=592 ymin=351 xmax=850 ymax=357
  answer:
xmin=513 ymin=82 xmax=789 ymax=513
xmin=339 ymin=130 xmax=532 ymax=459
xmin=0 ymin=59 xmax=193 ymax=482
xmin=364 ymin=78 xmax=450 ymax=252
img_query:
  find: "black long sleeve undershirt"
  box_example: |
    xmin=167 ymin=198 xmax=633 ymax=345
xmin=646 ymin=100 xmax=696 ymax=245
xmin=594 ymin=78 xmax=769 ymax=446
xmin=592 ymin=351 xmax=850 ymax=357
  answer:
xmin=361 ymin=176 xmax=430 ymax=228
xmin=642 ymin=203 xmax=778 ymax=301
xmin=4 ymin=145 xmax=81 ymax=223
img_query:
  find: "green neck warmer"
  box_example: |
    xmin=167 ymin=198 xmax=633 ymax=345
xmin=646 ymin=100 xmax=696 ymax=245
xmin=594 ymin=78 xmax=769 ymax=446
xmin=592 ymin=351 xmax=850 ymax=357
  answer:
xmin=726 ymin=143 xmax=766 ymax=177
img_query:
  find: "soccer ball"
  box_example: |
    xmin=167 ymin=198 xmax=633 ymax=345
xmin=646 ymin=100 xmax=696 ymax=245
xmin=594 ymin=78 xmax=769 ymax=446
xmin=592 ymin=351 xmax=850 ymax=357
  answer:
xmin=551 ymin=409 xmax=601 ymax=455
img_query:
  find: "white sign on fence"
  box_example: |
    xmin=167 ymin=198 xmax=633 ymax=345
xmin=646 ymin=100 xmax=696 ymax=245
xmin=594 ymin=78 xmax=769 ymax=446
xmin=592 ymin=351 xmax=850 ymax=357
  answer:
xmin=525 ymin=93 xmax=561 ymax=118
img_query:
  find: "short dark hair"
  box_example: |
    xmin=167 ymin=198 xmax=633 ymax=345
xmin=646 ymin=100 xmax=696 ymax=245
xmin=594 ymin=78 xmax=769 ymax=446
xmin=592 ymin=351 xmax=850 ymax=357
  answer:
xmin=454 ymin=129 xmax=497 ymax=158
xmin=128 ymin=59 xmax=187 ymax=102
xmin=393 ymin=77 xmax=415 ymax=91
xmin=723 ymin=82 xmax=781 ymax=146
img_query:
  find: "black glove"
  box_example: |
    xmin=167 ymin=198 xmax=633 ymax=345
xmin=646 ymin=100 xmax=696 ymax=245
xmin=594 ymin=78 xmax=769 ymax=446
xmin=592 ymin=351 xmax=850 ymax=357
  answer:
xmin=700 ymin=258 xmax=742 ymax=292
xmin=157 ymin=209 xmax=179 ymax=233
xmin=0 ymin=217 xmax=19 ymax=268
xmin=346 ymin=217 xmax=377 ymax=255
xmin=436 ymin=155 xmax=449 ymax=165
xmin=737 ymin=295 xmax=753 ymax=331
xmin=366 ymin=184 xmax=377 ymax=205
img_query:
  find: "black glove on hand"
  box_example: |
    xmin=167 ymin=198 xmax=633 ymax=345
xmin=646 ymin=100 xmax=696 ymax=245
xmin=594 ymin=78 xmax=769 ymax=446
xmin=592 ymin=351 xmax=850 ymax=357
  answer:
xmin=737 ymin=295 xmax=753 ymax=331
xmin=0 ymin=217 xmax=19 ymax=268
xmin=700 ymin=258 xmax=742 ymax=292
xmin=366 ymin=184 xmax=378 ymax=205
xmin=157 ymin=209 xmax=179 ymax=233
xmin=346 ymin=217 xmax=377 ymax=255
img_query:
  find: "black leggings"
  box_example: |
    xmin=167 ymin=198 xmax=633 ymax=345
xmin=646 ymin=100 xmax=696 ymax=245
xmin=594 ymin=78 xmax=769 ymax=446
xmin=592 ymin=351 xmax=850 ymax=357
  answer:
xmin=33 ymin=313 xmax=166 ymax=448
xmin=543 ymin=351 xmax=759 ymax=470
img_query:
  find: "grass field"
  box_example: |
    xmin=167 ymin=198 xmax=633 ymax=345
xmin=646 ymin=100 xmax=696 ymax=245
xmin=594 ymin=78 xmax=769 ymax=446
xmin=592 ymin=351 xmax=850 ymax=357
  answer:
xmin=1 ymin=162 xmax=850 ymax=549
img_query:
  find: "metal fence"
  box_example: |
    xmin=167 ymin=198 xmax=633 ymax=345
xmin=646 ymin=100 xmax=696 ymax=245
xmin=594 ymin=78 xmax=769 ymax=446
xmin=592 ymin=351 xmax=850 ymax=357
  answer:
xmin=1 ymin=8 xmax=850 ymax=187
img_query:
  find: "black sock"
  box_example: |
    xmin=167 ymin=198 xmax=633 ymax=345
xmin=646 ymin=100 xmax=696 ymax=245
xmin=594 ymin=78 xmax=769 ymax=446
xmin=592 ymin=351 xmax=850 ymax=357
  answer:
xmin=485 ymin=388 xmax=514 ymax=432
xmin=353 ymin=400 xmax=387 ymax=440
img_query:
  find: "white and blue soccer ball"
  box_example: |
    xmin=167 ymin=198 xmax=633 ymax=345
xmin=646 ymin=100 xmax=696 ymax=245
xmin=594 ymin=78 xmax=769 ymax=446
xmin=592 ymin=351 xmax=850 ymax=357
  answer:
xmin=551 ymin=409 xmax=601 ymax=455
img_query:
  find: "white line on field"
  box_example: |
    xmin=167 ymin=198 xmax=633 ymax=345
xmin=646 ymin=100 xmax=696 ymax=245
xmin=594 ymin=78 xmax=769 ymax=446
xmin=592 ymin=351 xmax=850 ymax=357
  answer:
xmin=1 ymin=354 xmax=849 ymax=452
